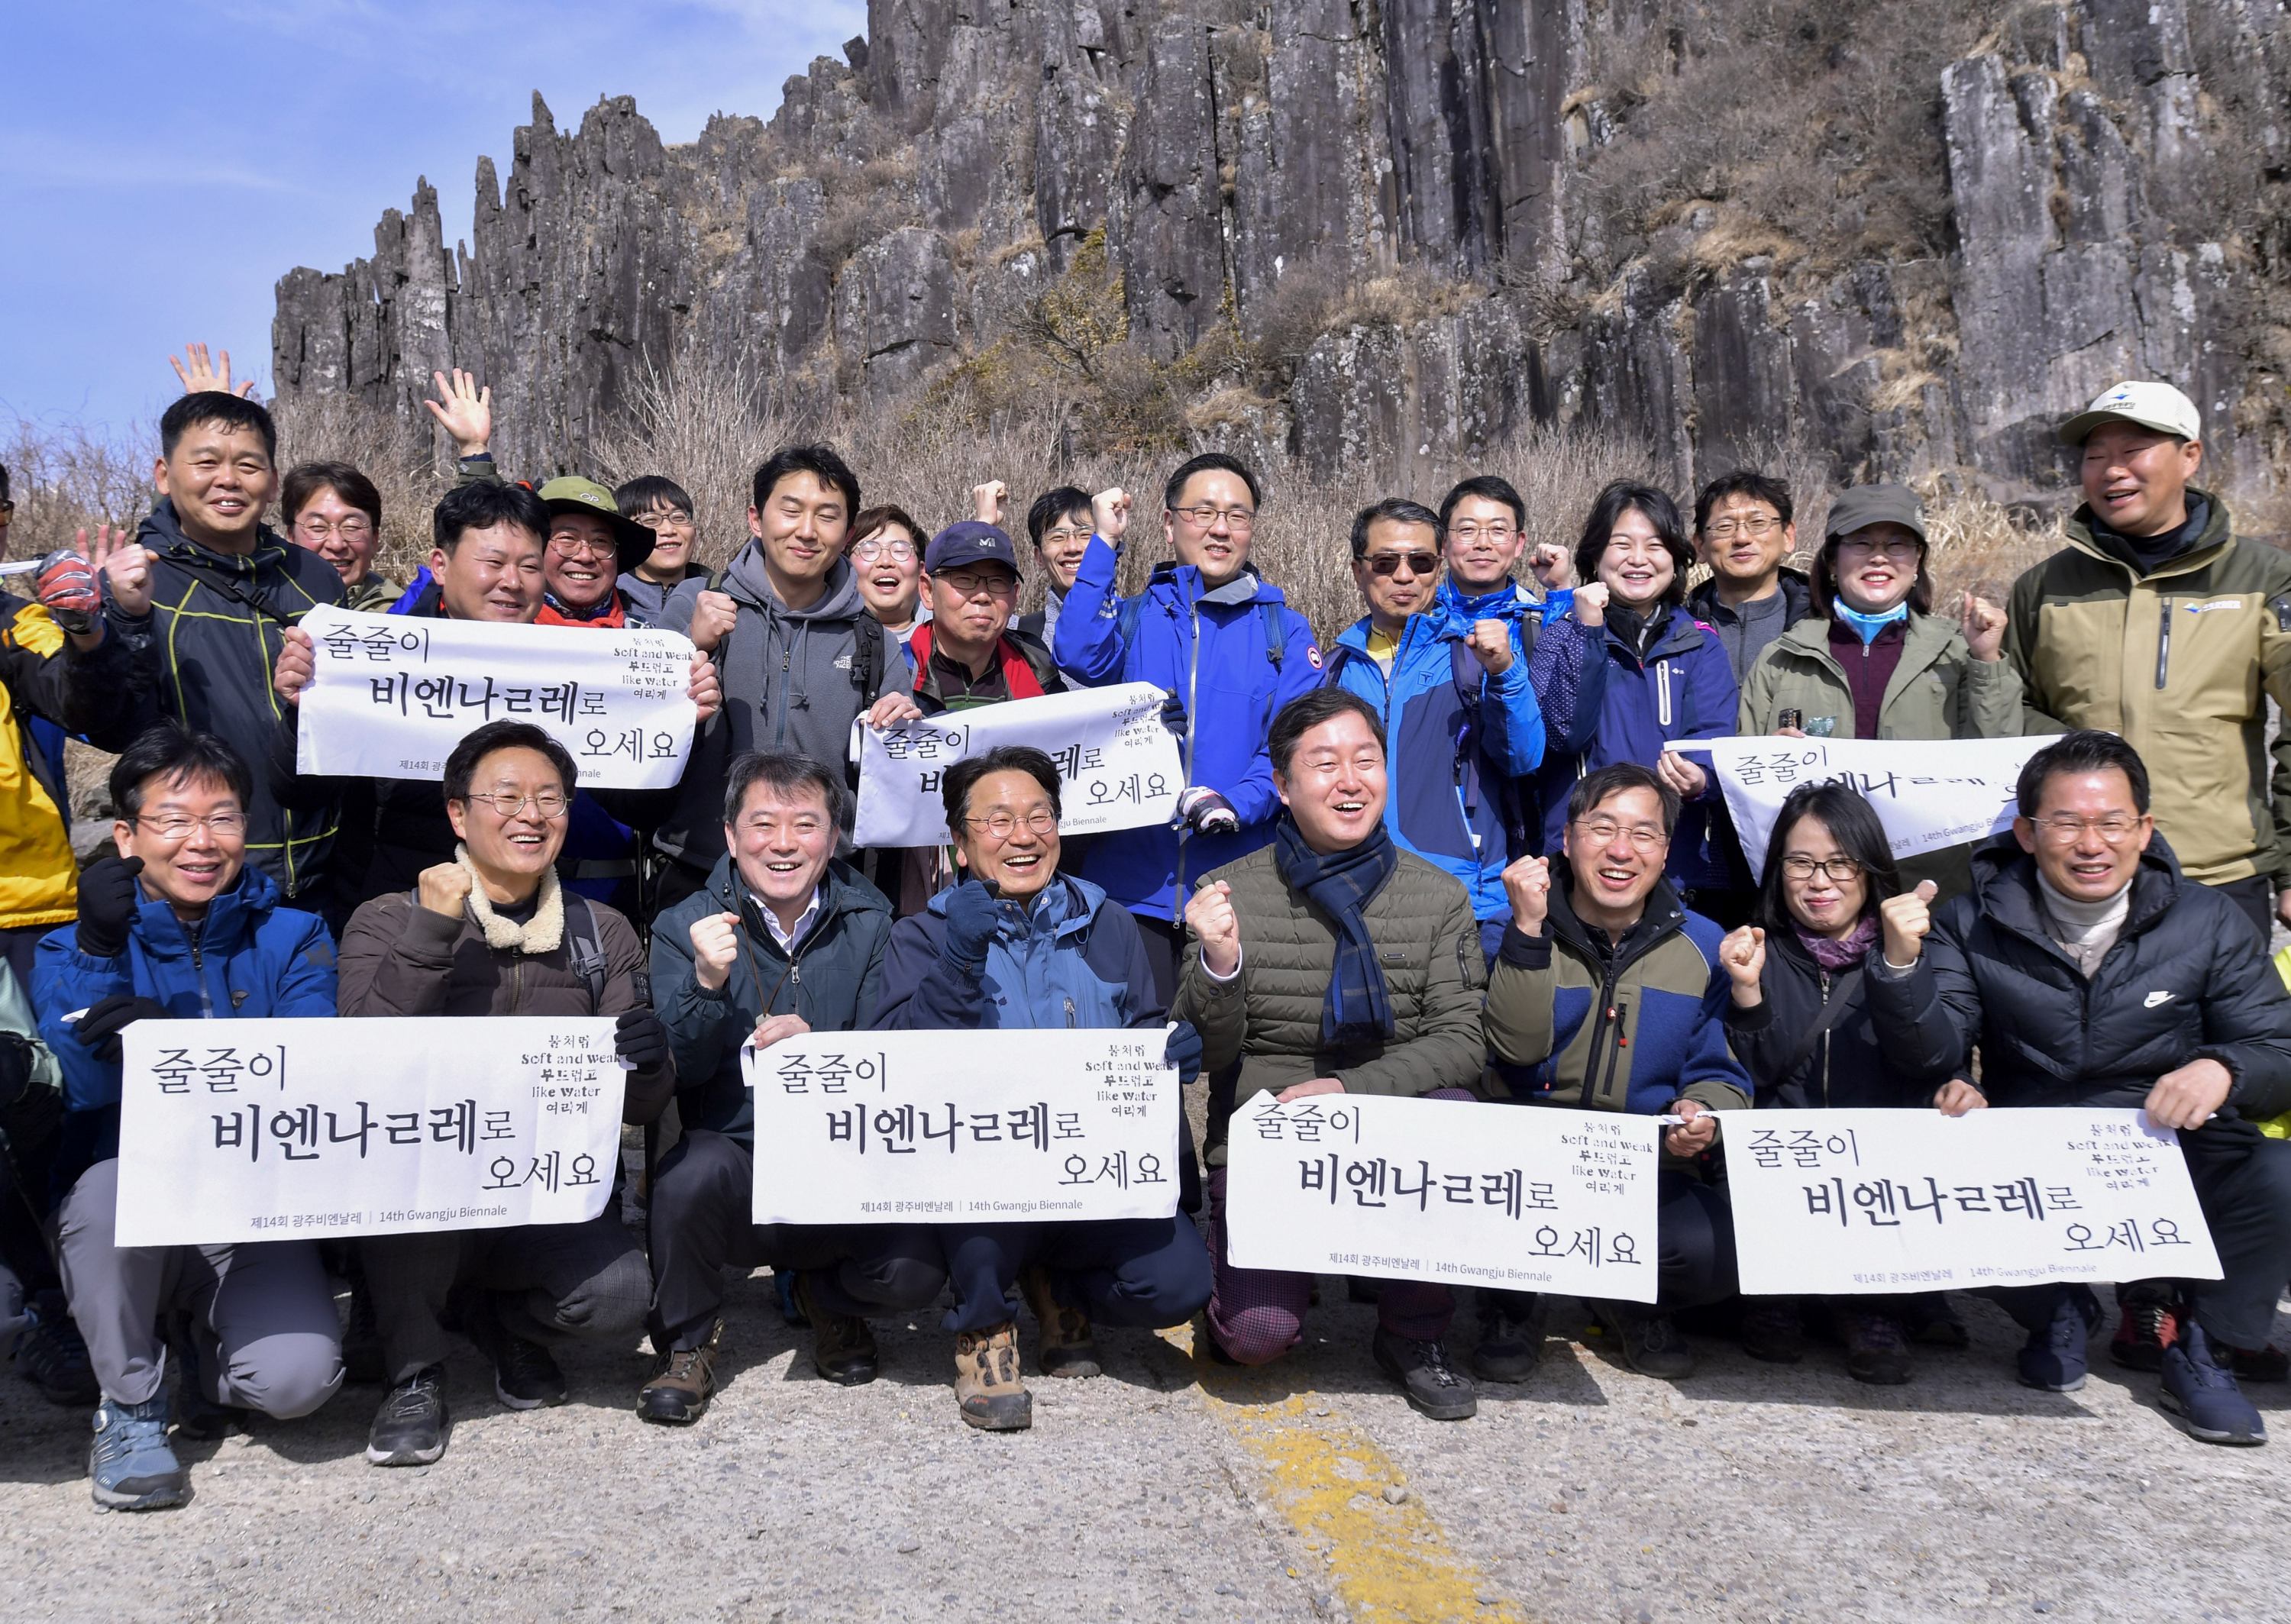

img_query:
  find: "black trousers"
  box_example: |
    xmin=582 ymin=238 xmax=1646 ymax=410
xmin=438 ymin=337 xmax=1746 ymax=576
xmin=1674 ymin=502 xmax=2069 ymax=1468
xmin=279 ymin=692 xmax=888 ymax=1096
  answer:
xmin=648 ymin=1130 xmax=947 ymax=1350
xmin=939 ymin=1214 xmax=1214 ymax=1335
xmin=1995 ymin=1123 xmax=2291 ymax=1351
xmin=1487 ymin=1169 xmax=1737 ymax=1316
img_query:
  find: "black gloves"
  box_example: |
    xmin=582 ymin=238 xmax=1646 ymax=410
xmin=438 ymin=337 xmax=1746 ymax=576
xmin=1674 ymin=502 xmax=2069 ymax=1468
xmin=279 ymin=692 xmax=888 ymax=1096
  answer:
xmin=940 ymin=879 xmax=1002 ymax=972
xmin=73 ymin=995 xmax=173 ymax=1064
xmin=614 ymin=1007 xmax=669 ymax=1072
xmin=1158 ymin=693 xmax=1188 ymax=738
xmin=1163 ymin=1019 xmax=1204 ymax=1087
xmin=76 ymin=857 xmax=144 ymax=959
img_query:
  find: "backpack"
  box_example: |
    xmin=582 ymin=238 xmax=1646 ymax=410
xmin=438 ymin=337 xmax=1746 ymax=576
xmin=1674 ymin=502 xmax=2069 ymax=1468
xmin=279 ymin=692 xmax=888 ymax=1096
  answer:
xmin=702 ymin=563 xmax=886 ymax=699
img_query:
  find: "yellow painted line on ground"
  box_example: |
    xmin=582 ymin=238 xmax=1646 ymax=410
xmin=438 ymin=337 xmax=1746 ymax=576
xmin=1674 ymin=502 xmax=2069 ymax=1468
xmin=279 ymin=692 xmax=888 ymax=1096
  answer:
xmin=1159 ymin=1322 xmax=1527 ymax=1623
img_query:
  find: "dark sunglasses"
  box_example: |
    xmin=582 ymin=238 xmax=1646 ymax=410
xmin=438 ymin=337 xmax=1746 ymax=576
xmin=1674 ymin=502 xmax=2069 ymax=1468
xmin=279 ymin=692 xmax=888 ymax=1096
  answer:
xmin=1365 ymin=551 xmax=1438 ymax=577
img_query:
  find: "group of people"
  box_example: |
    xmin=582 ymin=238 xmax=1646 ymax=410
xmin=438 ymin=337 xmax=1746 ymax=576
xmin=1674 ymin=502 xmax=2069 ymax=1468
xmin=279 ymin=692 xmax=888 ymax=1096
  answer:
xmin=0 ymin=356 xmax=2286 ymax=1516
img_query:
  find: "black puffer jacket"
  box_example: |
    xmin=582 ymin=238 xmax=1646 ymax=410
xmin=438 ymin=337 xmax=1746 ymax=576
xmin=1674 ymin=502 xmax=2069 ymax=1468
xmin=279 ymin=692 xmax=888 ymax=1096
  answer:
xmin=1724 ymin=925 xmax=1951 ymax=1109
xmin=1871 ymin=833 xmax=2291 ymax=1117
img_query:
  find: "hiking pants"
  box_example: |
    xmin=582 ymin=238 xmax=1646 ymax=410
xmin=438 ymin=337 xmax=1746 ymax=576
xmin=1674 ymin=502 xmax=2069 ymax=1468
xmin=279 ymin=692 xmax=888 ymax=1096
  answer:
xmin=649 ymin=1128 xmax=946 ymax=1351
xmin=57 ymin=1158 xmax=342 ymax=1415
xmin=939 ymin=1210 xmax=1212 ymax=1335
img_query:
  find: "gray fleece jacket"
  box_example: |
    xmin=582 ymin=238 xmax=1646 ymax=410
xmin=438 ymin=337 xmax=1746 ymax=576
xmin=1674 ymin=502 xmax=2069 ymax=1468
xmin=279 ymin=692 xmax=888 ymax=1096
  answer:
xmin=655 ymin=544 xmax=911 ymax=870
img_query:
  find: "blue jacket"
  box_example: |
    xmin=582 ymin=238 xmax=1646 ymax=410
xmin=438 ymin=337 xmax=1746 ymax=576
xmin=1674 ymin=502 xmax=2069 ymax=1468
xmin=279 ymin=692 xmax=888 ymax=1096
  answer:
xmin=1533 ymin=607 xmax=1743 ymax=892
xmin=872 ymin=873 xmax=1162 ymax=1034
xmin=33 ymin=864 xmax=338 ymax=1203
xmin=1324 ymin=601 xmax=1546 ymax=925
xmin=651 ymin=852 xmax=893 ymax=1145
xmin=1051 ymin=539 xmax=1323 ymax=921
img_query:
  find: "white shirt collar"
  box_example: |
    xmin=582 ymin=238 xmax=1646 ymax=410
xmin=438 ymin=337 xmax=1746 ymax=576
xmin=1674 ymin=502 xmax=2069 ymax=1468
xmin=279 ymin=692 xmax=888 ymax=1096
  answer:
xmin=750 ymin=887 xmax=822 ymax=954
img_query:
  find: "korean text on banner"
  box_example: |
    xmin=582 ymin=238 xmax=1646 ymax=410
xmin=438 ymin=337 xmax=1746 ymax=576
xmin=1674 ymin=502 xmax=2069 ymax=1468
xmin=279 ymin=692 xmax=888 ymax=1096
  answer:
xmin=1700 ymin=733 xmax=2060 ymax=880
xmin=115 ymin=1017 xmax=627 ymax=1246
xmin=1726 ymin=1107 xmax=2222 ymax=1296
xmin=852 ymin=682 xmax=1183 ymax=848
xmin=293 ymin=605 xmax=699 ymax=789
xmin=745 ymin=1027 xmax=1181 ymax=1225
xmin=1223 ymin=1094 xmax=1662 ymax=1303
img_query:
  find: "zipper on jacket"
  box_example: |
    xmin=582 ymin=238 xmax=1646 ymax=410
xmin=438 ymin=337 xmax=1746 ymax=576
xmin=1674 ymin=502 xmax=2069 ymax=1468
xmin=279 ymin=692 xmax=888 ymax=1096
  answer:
xmin=1064 ymin=995 xmax=1077 ymax=1028
xmin=1656 ymin=664 xmax=1672 ymax=728
xmin=2155 ymin=595 xmax=2172 ymax=689
xmin=1175 ymin=593 xmax=1204 ymax=918
xmin=189 ymin=928 xmax=214 ymax=1018
xmin=1588 ymin=978 xmax=1629 ymax=1107
xmin=1818 ymin=969 xmax=1832 ymax=1109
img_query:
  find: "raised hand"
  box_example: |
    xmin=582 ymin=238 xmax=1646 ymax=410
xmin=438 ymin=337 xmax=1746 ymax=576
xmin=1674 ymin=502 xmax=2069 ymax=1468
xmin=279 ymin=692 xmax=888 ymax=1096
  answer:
xmin=687 ymin=589 xmax=738 ymax=654
xmin=1529 ymin=541 xmax=1574 ymax=590
xmin=423 ymin=368 xmax=493 ymax=457
xmin=1719 ymin=925 xmax=1766 ymax=1006
xmin=1879 ymin=879 xmax=1940 ymax=967
xmin=972 ymin=480 xmax=1009 ymax=525
xmin=79 ymin=525 xmax=153 ymax=618
xmin=1571 ymin=580 xmax=1608 ymax=628
xmin=1093 ymin=487 xmax=1131 ymax=544
xmin=1464 ymin=618 xmax=1514 ymax=675
xmin=169 ymin=341 xmax=258 ymax=399
xmin=1959 ymin=589 xmax=2007 ymax=662
xmin=415 ymin=862 xmax=475 ymax=921
xmin=1501 ymin=854 xmax=1550 ymax=935
xmin=690 ymin=911 xmax=742 ymax=992
xmin=1184 ymin=879 xmax=1240 ymax=977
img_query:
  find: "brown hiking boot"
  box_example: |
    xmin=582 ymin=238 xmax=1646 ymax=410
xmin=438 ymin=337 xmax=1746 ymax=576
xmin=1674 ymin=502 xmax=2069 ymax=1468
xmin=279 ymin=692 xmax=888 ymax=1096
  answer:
xmin=792 ymin=1272 xmax=878 ymax=1386
xmin=1019 ymin=1264 xmax=1100 ymax=1378
xmin=637 ymin=1319 xmax=722 ymax=1425
xmin=954 ymin=1322 xmax=1032 ymax=1431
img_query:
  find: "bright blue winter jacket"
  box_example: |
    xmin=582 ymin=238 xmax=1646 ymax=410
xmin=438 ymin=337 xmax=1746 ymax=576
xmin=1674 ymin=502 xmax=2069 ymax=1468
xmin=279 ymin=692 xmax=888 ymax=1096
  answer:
xmin=871 ymin=873 xmax=1162 ymax=1034
xmin=32 ymin=864 xmax=338 ymax=1202
xmin=1533 ymin=607 xmax=1743 ymax=893
xmin=1324 ymin=600 xmax=1546 ymax=927
xmin=1050 ymin=538 xmax=1323 ymax=922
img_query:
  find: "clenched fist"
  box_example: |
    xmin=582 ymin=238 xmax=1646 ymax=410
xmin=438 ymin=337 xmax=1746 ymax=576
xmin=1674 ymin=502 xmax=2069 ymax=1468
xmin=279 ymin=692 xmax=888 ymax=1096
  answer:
xmin=1186 ymin=878 xmax=1240 ymax=977
xmin=1529 ymin=541 xmax=1574 ymax=590
xmin=1959 ymin=589 xmax=2007 ymax=663
xmin=690 ymin=911 xmax=742 ymax=993
xmin=1879 ymin=879 xmax=1939 ymax=967
xmin=416 ymin=862 xmax=475 ymax=921
xmin=1719 ymin=925 xmax=1766 ymax=1007
xmin=1571 ymin=580 xmax=1609 ymax=628
xmin=1501 ymin=854 xmax=1551 ymax=935
xmin=972 ymin=480 xmax=1009 ymax=525
xmin=1093 ymin=487 xmax=1131 ymax=544
xmin=687 ymin=589 xmax=738 ymax=654
xmin=1464 ymin=618 xmax=1514 ymax=675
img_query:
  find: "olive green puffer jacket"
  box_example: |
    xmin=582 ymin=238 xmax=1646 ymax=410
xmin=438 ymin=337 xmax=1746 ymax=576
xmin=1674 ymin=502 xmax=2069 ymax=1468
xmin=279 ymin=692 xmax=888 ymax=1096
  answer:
xmin=1174 ymin=842 xmax=1488 ymax=1165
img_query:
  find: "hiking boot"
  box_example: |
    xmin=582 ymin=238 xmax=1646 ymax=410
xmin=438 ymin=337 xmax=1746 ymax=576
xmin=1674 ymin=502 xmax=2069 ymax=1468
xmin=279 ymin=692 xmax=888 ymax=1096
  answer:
xmin=1020 ymin=1265 xmax=1100 ymax=1379
xmin=1372 ymin=1327 xmax=1478 ymax=1420
xmin=1843 ymin=1309 xmax=1912 ymax=1386
xmin=340 ymin=1278 xmax=386 ymax=1386
xmin=2160 ymin=1323 xmax=2267 ymax=1446
xmin=366 ymin=1366 xmax=449 ymax=1466
xmin=1593 ymin=1302 xmax=1697 ymax=1380
xmin=467 ymin=1294 xmax=567 ymax=1409
xmin=1470 ymin=1292 xmax=1544 ymax=1383
xmin=1900 ymin=1293 xmax=1969 ymax=1349
xmin=89 ymin=1394 xmax=186 ymax=1511
xmin=2018 ymin=1293 xmax=2096 ymax=1392
xmin=953 ymin=1322 xmax=1032 ymax=1431
xmin=793 ymin=1272 xmax=878 ymax=1386
xmin=637 ymin=1321 xmax=721 ymax=1425
xmin=16 ymin=1293 xmax=99 ymax=1406
xmin=1739 ymin=1297 xmax=1805 ymax=1365
xmin=2233 ymin=1343 xmax=2289 ymax=1383
xmin=2108 ymin=1296 xmax=2180 ymax=1372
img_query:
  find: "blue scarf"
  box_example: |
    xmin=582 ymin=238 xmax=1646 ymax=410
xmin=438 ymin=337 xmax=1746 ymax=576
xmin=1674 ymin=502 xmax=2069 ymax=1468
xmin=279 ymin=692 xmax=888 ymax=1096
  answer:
xmin=1272 ymin=814 xmax=1399 ymax=1048
xmin=1835 ymin=599 xmax=1908 ymax=644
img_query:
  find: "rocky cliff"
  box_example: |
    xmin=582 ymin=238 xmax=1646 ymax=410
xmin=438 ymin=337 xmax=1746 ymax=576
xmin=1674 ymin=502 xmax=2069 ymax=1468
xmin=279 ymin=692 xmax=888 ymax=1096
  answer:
xmin=272 ymin=0 xmax=2291 ymax=516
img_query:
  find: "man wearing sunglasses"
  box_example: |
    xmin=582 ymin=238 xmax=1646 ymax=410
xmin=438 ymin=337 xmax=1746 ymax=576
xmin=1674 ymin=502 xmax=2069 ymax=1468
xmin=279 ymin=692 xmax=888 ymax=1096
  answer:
xmin=1326 ymin=499 xmax=1548 ymax=967
xmin=337 ymin=720 xmax=674 ymax=1468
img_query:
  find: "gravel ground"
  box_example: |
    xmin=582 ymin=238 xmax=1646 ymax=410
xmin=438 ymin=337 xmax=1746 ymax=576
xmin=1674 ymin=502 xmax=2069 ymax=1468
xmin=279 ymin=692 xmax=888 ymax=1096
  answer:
xmin=2 ymin=1261 xmax=2284 ymax=1624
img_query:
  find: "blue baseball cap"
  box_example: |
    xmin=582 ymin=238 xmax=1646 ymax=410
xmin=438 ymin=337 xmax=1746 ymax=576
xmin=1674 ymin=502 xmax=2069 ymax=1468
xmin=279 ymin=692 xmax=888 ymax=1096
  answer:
xmin=924 ymin=520 xmax=1021 ymax=577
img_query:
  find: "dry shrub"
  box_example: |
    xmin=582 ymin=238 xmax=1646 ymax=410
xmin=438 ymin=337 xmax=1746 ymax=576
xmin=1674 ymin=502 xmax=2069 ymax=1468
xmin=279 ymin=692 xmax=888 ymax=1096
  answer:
xmin=2 ymin=416 xmax=154 ymax=555
xmin=1915 ymin=480 xmax=2066 ymax=602
xmin=589 ymin=356 xmax=798 ymax=570
xmin=269 ymin=389 xmax=438 ymax=585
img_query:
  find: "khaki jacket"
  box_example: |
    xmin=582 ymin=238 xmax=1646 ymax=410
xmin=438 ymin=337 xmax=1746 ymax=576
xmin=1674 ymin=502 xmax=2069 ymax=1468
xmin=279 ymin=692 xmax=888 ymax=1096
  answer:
xmin=1737 ymin=611 xmax=2021 ymax=741
xmin=2004 ymin=491 xmax=2291 ymax=887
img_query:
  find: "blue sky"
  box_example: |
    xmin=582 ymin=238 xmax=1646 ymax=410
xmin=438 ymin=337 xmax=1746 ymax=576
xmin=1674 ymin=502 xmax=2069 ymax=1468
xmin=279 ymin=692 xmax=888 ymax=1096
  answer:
xmin=0 ymin=0 xmax=864 ymax=440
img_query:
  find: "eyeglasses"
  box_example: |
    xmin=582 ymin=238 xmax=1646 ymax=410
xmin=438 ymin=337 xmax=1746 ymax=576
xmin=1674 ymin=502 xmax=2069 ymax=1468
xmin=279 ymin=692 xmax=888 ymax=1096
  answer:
xmin=1781 ymin=855 xmax=1864 ymax=882
xmin=548 ymin=533 xmax=615 ymax=561
xmin=2028 ymin=814 xmax=2145 ymax=845
xmin=936 ymin=572 xmax=1016 ymax=600
xmin=134 ymin=812 xmax=247 ymax=843
xmin=852 ymin=538 xmax=917 ymax=563
xmin=1365 ymin=552 xmax=1438 ymax=577
xmin=965 ymin=808 xmax=1059 ymax=841
xmin=1041 ymin=526 xmax=1090 ymax=547
xmin=295 ymin=516 xmax=373 ymax=543
xmin=1447 ymin=522 xmax=1514 ymax=545
xmin=462 ymin=790 xmax=570 ymax=820
xmin=1573 ymin=818 xmax=1668 ymax=851
xmin=1171 ymin=505 xmax=1255 ymax=533
xmin=634 ymin=509 xmax=693 ymax=531
xmin=1837 ymin=537 xmax=1923 ymax=561
xmin=1704 ymin=516 xmax=1782 ymax=541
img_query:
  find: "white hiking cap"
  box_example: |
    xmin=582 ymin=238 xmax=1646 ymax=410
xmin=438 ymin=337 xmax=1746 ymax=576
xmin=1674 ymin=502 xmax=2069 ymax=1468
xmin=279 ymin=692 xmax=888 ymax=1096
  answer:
xmin=2059 ymin=379 xmax=2201 ymax=446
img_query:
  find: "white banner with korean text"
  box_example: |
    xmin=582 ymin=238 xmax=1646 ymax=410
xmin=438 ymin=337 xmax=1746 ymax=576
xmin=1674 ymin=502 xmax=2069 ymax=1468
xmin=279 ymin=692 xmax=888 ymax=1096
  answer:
xmin=851 ymin=683 xmax=1183 ymax=848
xmin=1692 ymin=733 xmax=2062 ymax=880
xmin=293 ymin=605 xmax=698 ymax=789
xmin=1724 ymin=1108 xmax=2222 ymax=1296
xmin=115 ymin=1017 xmax=627 ymax=1246
xmin=744 ymin=1026 xmax=1181 ymax=1225
xmin=1223 ymin=1094 xmax=1663 ymax=1303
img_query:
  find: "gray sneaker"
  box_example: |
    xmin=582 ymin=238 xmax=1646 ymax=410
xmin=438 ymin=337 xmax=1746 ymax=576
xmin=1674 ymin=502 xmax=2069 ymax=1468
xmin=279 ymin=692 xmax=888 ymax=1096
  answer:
xmin=90 ymin=1394 xmax=186 ymax=1510
xmin=367 ymin=1366 xmax=450 ymax=1467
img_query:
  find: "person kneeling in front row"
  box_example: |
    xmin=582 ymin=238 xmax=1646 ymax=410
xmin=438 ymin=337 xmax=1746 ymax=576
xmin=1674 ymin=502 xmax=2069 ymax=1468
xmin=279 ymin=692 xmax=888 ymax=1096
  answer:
xmin=643 ymin=750 xmax=943 ymax=1421
xmin=873 ymin=745 xmax=1212 ymax=1432
xmin=1482 ymin=762 xmax=1751 ymax=1380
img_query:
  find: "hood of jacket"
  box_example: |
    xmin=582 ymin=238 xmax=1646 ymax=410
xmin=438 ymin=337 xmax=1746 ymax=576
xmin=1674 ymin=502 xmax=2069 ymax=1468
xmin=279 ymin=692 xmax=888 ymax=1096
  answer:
xmin=1964 ymin=828 xmax=2185 ymax=960
xmin=1688 ymin=567 xmax=1812 ymax=626
xmin=721 ymin=539 xmax=871 ymax=623
xmin=129 ymin=863 xmax=287 ymax=964
xmin=2061 ymin=486 xmax=2235 ymax=583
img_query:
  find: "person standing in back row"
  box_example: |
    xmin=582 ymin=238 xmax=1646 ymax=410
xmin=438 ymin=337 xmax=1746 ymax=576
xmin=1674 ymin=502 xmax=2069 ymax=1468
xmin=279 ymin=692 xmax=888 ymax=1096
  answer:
xmin=2006 ymin=379 xmax=2291 ymax=944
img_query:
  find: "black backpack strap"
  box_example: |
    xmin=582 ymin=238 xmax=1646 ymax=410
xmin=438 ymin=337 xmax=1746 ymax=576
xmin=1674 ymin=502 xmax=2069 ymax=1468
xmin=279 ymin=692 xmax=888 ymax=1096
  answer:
xmin=851 ymin=612 xmax=884 ymax=696
xmin=1259 ymin=600 xmax=1286 ymax=671
xmin=562 ymin=892 xmax=612 ymax=1012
